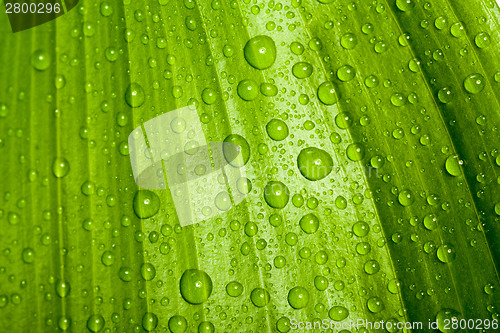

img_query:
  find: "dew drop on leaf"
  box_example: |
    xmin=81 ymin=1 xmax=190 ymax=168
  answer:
xmin=317 ymin=82 xmax=338 ymax=105
xmin=223 ymin=134 xmax=250 ymax=167
xmin=287 ymin=286 xmax=309 ymax=309
xmin=299 ymin=213 xmax=320 ymax=234
xmin=475 ymin=32 xmax=491 ymax=48
xmin=142 ymin=312 xmax=158 ymax=332
xmin=367 ymin=296 xmax=384 ymax=313
xmin=297 ymin=147 xmax=333 ymax=181
xmin=398 ymin=189 xmax=414 ymax=207
xmin=266 ymin=119 xmax=289 ymax=141
xmin=396 ymin=0 xmax=415 ymax=11
xmin=237 ymin=79 xmax=259 ymax=101
xmin=346 ymin=143 xmax=365 ymax=161
xmin=168 ymin=315 xmax=188 ymax=333
xmin=264 ymin=181 xmax=290 ymax=209
xmin=437 ymin=244 xmax=456 ymax=263
xmin=243 ymin=35 xmax=276 ymax=70
xmin=328 ymin=305 xmax=349 ymax=321
xmin=337 ymin=65 xmax=356 ymax=81
xmin=139 ymin=263 xmax=156 ymax=281
xmin=436 ymin=308 xmax=461 ymax=332
xmin=438 ymin=87 xmax=454 ymax=103
xmin=464 ymin=73 xmax=485 ymax=94
xmin=133 ymin=190 xmax=160 ymax=219
xmin=87 ymin=314 xmax=105 ymax=332
xmin=250 ymin=287 xmax=270 ymax=307
xmin=179 ymin=269 xmax=213 ymax=304
xmin=31 ymin=50 xmax=51 ymax=70
xmin=124 ymin=83 xmax=145 ymax=107
xmin=292 ymin=62 xmax=313 ymax=79
xmin=52 ymin=157 xmax=70 ymax=178
xmin=445 ymin=155 xmax=462 ymax=176
xmin=226 ymin=281 xmax=244 ymax=297
xmin=340 ymin=33 xmax=357 ymax=49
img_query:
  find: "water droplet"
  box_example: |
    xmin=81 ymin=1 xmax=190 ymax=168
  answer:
xmin=346 ymin=143 xmax=365 ymax=161
xmin=142 ymin=312 xmax=158 ymax=332
xmin=180 ymin=269 xmax=213 ymax=304
xmin=328 ymin=306 xmax=349 ymax=321
xmin=438 ymin=87 xmax=453 ymax=103
xmin=396 ymin=0 xmax=415 ymax=11
xmin=168 ymin=315 xmax=188 ymax=333
xmin=317 ymin=82 xmax=337 ymax=105
xmin=133 ymin=190 xmax=160 ymax=219
xmin=367 ymin=296 xmax=384 ymax=313
xmin=437 ymin=244 xmax=456 ymax=263
xmin=250 ymin=288 xmax=270 ymax=307
xmin=125 ymin=83 xmax=145 ymax=107
xmin=22 ymin=247 xmax=35 ymax=263
xmin=288 ymin=287 xmax=309 ymax=309
xmin=141 ymin=263 xmax=156 ymax=280
xmin=475 ymin=32 xmax=491 ymax=48
xmin=292 ymin=62 xmax=313 ymax=79
xmin=52 ymin=157 xmax=70 ymax=178
xmin=340 ymin=33 xmax=357 ymax=49
xmin=237 ymin=79 xmax=259 ymax=101
xmin=450 ymin=22 xmax=464 ymax=38
xmin=290 ymin=41 xmax=304 ymax=55
xmin=391 ymin=93 xmax=406 ymax=106
xmin=87 ymin=314 xmax=105 ymax=332
xmin=223 ymin=134 xmax=250 ymax=167
xmin=297 ymin=147 xmax=333 ymax=181
xmin=201 ymin=88 xmax=217 ymax=104
xmin=215 ymin=191 xmax=231 ymax=211
xmin=398 ymin=189 xmax=414 ymax=206
xmin=337 ymin=65 xmax=356 ymax=81
xmin=423 ymin=214 xmax=438 ymax=230
xmin=101 ymin=251 xmax=115 ymax=266
xmin=266 ymin=119 xmax=289 ymax=141
xmin=314 ymin=276 xmax=328 ymax=291
xmin=436 ymin=308 xmax=461 ymax=332
xmin=464 ymin=73 xmax=485 ymax=94
xmin=353 ymin=221 xmax=370 ymax=237
xmin=226 ymin=281 xmax=244 ymax=297
xmin=299 ymin=213 xmax=320 ymax=234
xmin=31 ymin=50 xmax=51 ymax=70
xmin=264 ymin=181 xmax=290 ymax=209
xmin=244 ymin=35 xmax=277 ymax=70
xmin=364 ymin=260 xmax=380 ymax=274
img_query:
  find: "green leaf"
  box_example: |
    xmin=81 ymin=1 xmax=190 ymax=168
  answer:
xmin=0 ymin=0 xmax=499 ymax=332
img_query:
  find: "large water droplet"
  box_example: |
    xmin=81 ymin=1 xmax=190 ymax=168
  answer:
xmin=292 ymin=62 xmax=313 ymax=79
xmin=287 ymin=286 xmax=309 ymax=309
xmin=133 ymin=190 xmax=160 ymax=219
xmin=237 ymin=79 xmax=259 ymax=101
xmin=299 ymin=213 xmax=320 ymax=234
xmin=297 ymin=147 xmax=333 ymax=181
xmin=445 ymin=155 xmax=462 ymax=177
xmin=125 ymin=83 xmax=145 ymax=107
xmin=317 ymin=82 xmax=337 ymax=105
xmin=264 ymin=181 xmax=290 ymax=209
xmin=142 ymin=312 xmax=158 ymax=332
xmin=436 ymin=308 xmax=461 ymax=332
xmin=243 ymin=35 xmax=277 ymax=70
xmin=223 ymin=134 xmax=250 ymax=167
xmin=250 ymin=287 xmax=270 ymax=307
xmin=179 ymin=269 xmax=213 ymax=304
xmin=463 ymin=73 xmax=485 ymax=94
xmin=31 ymin=50 xmax=51 ymax=70
xmin=87 ymin=314 xmax=105 ymax=332
xmin=266 ymin=119 xmax=289 ymax=141
xmin=437 ymin=244 xmax=456 ymax=263
xmin=52 ymin=157 xmax=70 ymax=178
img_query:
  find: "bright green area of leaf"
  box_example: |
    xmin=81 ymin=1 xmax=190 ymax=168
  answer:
xmin=0 ymin=0 xmax=499 ymax=332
